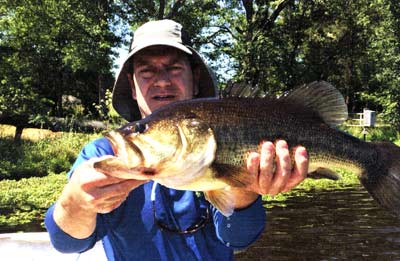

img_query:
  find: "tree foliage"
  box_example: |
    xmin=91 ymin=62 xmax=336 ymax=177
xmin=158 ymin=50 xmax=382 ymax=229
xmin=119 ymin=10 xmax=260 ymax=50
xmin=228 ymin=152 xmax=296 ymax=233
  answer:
xmin=201 ymin=0 xmax=400 ymax=128
xmin=0 ymin=0 xmax=399 ymax=131
xmin=0 ymin=0 xmax=116 ymax=127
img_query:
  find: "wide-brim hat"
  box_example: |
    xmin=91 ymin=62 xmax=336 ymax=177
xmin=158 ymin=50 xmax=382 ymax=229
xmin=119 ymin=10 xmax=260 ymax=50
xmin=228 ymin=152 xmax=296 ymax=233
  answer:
xmin=112 ymin=19 xmax=217 ymax=122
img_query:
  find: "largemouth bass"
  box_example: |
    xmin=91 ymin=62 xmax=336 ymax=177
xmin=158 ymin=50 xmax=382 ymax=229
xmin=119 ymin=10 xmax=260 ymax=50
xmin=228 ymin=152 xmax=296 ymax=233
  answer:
xmin=94 ymin=81 xmax=400 ymax=217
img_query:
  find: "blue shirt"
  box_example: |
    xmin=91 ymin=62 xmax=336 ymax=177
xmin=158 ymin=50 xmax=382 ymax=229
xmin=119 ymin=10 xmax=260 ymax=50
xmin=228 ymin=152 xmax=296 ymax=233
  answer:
xmin=45 ymin=138 xmax=266 ymax=260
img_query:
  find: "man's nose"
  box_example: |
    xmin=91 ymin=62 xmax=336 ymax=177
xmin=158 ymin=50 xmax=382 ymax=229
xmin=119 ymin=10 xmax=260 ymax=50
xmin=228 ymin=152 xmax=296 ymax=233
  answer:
xmin=154 ymin=67 xmax=171 ymax=87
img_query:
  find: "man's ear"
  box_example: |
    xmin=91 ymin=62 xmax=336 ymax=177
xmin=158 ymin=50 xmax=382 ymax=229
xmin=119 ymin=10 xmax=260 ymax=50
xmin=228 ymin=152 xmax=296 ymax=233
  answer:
xmin=193 ymin=67 xmax=200 ymax=96
xmin=127 ymin=73 xmax=137 ymax=100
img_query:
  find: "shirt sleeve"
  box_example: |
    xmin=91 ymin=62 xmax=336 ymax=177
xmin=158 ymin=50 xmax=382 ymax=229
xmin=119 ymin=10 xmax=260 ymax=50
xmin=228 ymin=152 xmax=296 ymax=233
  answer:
xmin=44 ymin=138 xmax=113 ymax=253
xmin=212 ymin=196 xmax=266 ymax=250
xmin=66 ymin=137 xmax=115 ymax=178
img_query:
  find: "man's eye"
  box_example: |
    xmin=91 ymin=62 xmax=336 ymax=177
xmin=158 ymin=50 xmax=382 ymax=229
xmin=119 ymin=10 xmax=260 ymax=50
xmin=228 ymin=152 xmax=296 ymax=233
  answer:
xmin=139 ymin=69 xmax=155 ymax=78
xmin=168 ymin=65 xmax=183 ymax=74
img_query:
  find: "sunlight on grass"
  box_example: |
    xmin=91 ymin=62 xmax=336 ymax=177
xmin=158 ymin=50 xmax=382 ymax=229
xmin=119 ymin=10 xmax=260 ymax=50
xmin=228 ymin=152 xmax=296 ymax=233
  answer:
xmin=0 ymin=124 xmax=63 ymax=141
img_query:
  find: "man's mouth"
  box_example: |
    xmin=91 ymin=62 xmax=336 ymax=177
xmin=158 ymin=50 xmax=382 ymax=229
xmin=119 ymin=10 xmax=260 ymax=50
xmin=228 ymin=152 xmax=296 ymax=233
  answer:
xmin=152 ymin=95 xmax=176 ymax=100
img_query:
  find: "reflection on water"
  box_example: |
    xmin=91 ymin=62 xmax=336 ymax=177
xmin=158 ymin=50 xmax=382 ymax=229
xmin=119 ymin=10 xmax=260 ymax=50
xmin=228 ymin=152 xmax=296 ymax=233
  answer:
xmin=235 ymin=185 xmax=400 ymax=260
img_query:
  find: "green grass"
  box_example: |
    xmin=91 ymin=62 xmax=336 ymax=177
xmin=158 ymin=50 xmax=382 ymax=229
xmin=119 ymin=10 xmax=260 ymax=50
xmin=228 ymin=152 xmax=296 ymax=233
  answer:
xmin=263 ymin=169 xmax=359 ymax=206
xmin=340 ymin=124 xmax=399 ymax=142
xmin=0 ymin=131 xmax=100 ymax=180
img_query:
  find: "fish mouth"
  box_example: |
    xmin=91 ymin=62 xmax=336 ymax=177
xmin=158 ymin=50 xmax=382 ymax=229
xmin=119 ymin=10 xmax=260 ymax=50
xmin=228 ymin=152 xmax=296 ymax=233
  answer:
xmin=135 ymin=167 xmax=157 ymax=176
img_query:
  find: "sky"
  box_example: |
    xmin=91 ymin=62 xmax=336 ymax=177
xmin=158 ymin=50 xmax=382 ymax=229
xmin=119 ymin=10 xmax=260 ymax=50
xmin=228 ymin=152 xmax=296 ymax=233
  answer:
xmin=112 ymin=46 xmax=129 ymax=75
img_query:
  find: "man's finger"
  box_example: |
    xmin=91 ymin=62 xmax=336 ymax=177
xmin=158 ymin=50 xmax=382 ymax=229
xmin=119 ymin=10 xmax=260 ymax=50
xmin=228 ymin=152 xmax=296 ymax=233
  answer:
xmin=269 ymin=140 xmax=291 ymax=195
xmin=258 ymin=141 xmax=275 ymax=194
xmin=246 ymin=152 xmax=260 ymax=176
xmin=92 ymin=179 xmax=145 ymax=200
xmin=282 ymin=146 xmax=308 ymax=192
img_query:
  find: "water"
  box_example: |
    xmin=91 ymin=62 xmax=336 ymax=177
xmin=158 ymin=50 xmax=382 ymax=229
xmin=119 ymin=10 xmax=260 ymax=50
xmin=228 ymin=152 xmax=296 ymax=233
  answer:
xmin=2 ymin=185 xmax=400 ymax=260
xmin=235 ymin=185 xmax=400 ymax=260
xmin=0 ymin=232 xmax=106 ymax=260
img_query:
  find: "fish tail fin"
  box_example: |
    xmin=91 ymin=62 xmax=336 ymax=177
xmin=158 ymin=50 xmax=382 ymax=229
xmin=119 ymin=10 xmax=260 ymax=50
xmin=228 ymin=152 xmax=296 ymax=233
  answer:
xmin=204 ymin=189 xmax=235 ymax=217
xmin=360 ymin=142 xmax=400 ymax=216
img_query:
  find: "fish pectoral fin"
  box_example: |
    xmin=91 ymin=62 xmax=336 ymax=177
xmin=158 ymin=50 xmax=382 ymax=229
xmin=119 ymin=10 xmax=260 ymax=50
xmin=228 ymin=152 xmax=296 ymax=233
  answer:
xmin=307 ymin=167 xmax=340 ymax=180
xmin=212 ymin=163 xmax=253 ymax=188
xmin=204 ymin=189 xmax=235 ymax=217
xmin=93 ymin=157 xmax=150 ymax=180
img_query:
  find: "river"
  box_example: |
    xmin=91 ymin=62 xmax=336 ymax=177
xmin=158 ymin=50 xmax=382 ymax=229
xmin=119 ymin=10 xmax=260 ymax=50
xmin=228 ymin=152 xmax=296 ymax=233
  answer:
xmin=235 ymin=185 xmax=400 ymax=260
xmin=1 ymin=185 xmax=399 ymax=260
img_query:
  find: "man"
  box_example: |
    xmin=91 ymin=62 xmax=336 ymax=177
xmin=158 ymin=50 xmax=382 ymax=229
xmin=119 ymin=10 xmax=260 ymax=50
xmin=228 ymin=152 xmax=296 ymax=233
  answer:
xmin=45 ymin=19 xmax=308 ymax=260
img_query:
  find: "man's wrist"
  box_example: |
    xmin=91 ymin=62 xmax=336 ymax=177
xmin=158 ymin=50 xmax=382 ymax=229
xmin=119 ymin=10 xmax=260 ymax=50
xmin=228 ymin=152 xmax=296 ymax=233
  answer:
xmin=53 ymin=187 xmax=97 ymax=239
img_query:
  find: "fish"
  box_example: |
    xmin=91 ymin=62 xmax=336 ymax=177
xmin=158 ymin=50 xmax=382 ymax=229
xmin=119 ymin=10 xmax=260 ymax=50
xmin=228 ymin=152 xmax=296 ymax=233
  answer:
xmin=94 ymin=81 xmax=400 ymax=217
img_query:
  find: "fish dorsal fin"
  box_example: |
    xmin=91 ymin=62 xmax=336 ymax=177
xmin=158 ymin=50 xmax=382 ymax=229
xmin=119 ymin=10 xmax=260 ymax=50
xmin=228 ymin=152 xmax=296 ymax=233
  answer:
xmin=221 ymin=81 xmax=266 ymax=98
xmin=281 ymin=81 xmax=348 ymax=127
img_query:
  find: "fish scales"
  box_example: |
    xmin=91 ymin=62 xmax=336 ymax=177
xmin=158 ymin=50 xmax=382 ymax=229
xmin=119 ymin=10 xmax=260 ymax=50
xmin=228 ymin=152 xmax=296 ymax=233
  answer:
xmin=146 ymin=97 xmax=372 ymax=174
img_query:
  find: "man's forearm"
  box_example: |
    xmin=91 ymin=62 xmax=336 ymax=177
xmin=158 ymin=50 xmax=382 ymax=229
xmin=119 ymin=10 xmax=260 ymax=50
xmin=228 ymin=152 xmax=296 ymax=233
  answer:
xmin=51 ymin=178 xmax=98 ymax=239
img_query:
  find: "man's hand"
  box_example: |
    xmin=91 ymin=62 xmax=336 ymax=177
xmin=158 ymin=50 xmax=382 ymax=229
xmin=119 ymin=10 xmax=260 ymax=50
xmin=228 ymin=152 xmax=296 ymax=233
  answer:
xmin=53 ymin=157 xmax=148 ymax=239
xmin=230 ymin=140 xmax=308 ymax=209
xmin=247 ymin=140 xmax=308 ymax=195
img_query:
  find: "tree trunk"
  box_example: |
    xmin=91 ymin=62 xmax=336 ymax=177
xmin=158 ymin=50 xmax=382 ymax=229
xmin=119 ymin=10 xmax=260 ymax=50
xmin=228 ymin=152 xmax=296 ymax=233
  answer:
xmin=14 ymin=126 xmax=24 ymax=143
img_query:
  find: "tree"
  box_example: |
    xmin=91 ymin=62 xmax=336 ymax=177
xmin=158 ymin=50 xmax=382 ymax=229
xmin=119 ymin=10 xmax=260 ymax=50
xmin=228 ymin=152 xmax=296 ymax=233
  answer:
xmin=209 ymin=0 xmax=399 ymax=129
xmin=362 ymin=0 xmax=400 ymax=129
xmin=1 ymin=0 xmax=399 ymax=134
xmin=0 ymin=0 xmax=117 ymax=137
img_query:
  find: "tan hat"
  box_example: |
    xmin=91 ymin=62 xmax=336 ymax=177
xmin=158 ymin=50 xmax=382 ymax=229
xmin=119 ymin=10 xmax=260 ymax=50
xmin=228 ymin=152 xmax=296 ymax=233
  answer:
xmin=112 ymin=19 xmax=218 ymax=122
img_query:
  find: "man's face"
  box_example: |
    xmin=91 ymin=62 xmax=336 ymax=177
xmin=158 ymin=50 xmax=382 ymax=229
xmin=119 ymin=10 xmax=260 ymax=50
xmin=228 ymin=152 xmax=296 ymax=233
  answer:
xmin=128 ymin=46 xmax=198 ymax=118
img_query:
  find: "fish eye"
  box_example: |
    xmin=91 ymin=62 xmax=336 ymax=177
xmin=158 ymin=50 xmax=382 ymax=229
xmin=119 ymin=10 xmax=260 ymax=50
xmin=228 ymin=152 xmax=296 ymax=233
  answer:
xmin=135 ymin=122 xmax=147 ymax=133
xmin=189 ymin=119 xmax=200 ymax=127
xmin=186 ymin=119 xmax=210 ymax=132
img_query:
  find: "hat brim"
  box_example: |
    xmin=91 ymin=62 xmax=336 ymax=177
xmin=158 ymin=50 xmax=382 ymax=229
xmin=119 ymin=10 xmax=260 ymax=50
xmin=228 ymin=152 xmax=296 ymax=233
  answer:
xmin=112 ymin=45 xmax=217 ymax=122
